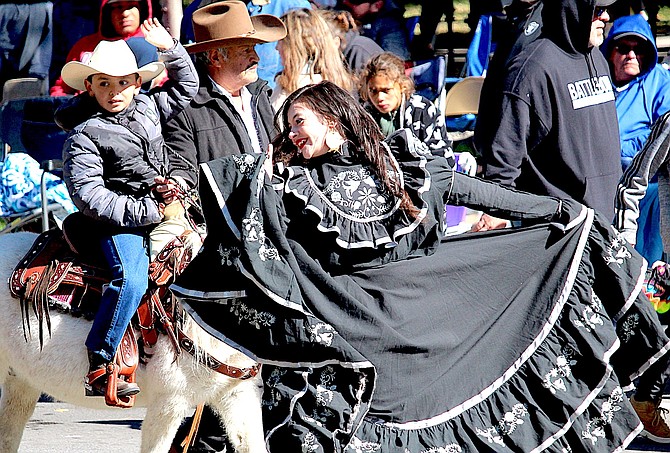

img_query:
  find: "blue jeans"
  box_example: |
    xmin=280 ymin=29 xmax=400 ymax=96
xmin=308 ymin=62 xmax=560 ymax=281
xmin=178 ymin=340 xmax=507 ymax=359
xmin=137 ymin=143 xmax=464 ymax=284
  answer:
xmin=86 ymin=230 xmax=149 ymax=362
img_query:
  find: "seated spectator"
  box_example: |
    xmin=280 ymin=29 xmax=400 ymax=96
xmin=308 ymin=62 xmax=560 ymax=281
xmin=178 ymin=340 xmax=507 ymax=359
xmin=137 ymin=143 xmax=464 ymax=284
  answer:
xmin=359 ymin=52 xmax=456 ymax=162
xmin=340 ymin=0 xmax=410 ymax=60
xmin=320 ymin=8 xmax=384 ymax=74
xmin=271 ymin=8 xmax=354 ymax=110
xmin=50 ymin=0 xmax=153 ymax=96
xmin=603 ymin=13 xmax=670 ymax=264
xmin=0 ymin=1 xmax=53 ymax=96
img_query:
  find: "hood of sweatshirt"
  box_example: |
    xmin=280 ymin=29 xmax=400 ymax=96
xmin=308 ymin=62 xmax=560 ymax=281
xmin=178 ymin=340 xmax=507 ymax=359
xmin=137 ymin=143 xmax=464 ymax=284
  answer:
xmin=99 ymin=0 xmax=152 ymax=40
xmin=601 ymin=14 xmax=656 ymax=79
xmin=541 ymin=0 xmax=599 ymax=55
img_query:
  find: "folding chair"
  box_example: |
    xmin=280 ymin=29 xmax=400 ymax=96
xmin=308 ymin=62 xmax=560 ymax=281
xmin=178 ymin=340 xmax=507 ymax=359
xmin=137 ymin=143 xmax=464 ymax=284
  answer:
xmin=406 ymin=55 xmax=447 ymax=113
xmin=1 ymin=77 xmax=46 ymax=103
xmin=462 ymin=14 xmax=494 ymax=77
xmin=444 ymin=76 xmax=485 ymax=117
xmin=443 ymin=75 xmax=485 ymax=143
xmin=443 ymin=76 xmax=485 ymax=235
xmin=0 ymin=96 xmax=72 ymax=233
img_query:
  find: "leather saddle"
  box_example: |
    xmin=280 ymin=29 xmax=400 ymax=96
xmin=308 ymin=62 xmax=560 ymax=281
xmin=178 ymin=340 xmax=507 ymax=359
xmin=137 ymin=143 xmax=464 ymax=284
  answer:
xmin=10 ymin=215 xmax=196 ymax=408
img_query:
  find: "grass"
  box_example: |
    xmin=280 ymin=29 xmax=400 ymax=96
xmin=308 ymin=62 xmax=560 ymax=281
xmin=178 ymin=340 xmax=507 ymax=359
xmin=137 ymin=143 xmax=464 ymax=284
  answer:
xmin=658 ymin=7 xmax=670 ymax=34
xmin=404 ymin=0 xmax=471 ymax=35
xmin=404 ymin=2 xmax=670 ymax=37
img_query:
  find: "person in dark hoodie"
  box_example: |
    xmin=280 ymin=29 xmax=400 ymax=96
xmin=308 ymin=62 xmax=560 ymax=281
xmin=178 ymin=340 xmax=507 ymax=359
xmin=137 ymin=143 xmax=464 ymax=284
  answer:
xmin=50 ymin=0 xmax=153 ymax=96
xmin=477 ymin=0 xmax=621 ymax=230
xmin=477 ymin=0 xmax=670 ymax=443
xmin=603 ymin=14 xmax=670 ymax=265
xmin=474 ymin=0 xmax=543 ymax=170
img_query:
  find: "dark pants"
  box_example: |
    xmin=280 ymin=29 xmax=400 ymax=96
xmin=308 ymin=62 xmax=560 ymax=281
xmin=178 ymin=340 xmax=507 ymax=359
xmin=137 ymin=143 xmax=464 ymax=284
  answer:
xmin=0 ymin=2 xmax=52 ymax=91
xmin=173 ymin=405 xmax=232 ymax=453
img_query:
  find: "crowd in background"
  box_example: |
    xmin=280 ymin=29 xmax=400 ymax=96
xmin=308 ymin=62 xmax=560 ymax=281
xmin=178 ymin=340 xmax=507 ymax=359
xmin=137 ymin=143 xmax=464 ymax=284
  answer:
xmin=8 ymin=0 xmax=670 ymax=450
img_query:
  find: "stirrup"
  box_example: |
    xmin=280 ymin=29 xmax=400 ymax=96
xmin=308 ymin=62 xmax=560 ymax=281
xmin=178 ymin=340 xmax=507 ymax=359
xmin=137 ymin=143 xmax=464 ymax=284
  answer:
xmin=85 ymin=364 xmax=140 ymax=398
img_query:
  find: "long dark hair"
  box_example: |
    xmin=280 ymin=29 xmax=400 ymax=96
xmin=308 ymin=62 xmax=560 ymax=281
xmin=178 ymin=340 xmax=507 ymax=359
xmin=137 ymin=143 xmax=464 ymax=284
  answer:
xmin=272 ymin=81 xmax=418 ymax=217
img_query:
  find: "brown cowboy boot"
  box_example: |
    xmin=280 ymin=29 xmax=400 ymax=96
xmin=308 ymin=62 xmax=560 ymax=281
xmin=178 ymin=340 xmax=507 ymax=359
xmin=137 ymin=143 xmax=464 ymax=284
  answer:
xmin=85 ymin=350 xmax=140 ymax=398
xmin=631 ymin=396 xmax=670 ymax=443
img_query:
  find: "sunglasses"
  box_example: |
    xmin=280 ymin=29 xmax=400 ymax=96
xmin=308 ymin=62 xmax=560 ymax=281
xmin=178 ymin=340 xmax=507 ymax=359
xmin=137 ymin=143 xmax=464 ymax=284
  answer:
xmin=614 ymin=43 xmax=645 ymax=55
xmin=594 ymin=7 xmax=608 ymax=18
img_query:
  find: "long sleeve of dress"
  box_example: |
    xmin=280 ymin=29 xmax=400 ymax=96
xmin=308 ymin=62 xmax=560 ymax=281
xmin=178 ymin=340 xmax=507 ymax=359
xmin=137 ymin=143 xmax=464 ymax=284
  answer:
xmin=447 ymin=171 xmax=561 ymax=222
xmin=392 ymin=128 xmax=563 ymax=224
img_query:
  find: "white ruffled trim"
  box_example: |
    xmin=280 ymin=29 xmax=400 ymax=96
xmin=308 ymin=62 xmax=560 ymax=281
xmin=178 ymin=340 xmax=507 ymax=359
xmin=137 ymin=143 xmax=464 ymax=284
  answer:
xmin=283 ymin=133 xmax=432 ymax=250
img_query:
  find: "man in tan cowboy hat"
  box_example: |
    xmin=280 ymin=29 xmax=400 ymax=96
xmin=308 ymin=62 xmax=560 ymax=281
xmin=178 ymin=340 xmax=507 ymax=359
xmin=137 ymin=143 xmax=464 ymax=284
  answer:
xmin=58 ymin=18 xmax=198 ymax=401
xmin=163 ymin=2 xmax=285 ymax=451
xmin=179 ymin=0 xmax=311 ymax=89
xmin=163 ymin=0 xmax=286 ymax=192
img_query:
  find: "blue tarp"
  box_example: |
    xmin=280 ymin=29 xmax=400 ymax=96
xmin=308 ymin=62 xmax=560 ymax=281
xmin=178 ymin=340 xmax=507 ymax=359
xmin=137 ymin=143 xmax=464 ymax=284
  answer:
xmin=0 ymin=152 xmax=75 ymax=217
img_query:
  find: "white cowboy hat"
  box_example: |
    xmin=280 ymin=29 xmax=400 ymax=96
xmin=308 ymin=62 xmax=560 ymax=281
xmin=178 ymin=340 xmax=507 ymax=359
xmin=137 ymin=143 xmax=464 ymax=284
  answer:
xmin=61 ymin=40 xmax=165 ymax=92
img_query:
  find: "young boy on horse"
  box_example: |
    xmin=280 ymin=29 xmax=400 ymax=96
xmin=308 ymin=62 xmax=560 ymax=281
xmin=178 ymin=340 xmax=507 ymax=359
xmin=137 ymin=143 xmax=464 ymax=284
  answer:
xmin=59 ymin=18 xmax=198 ymax=398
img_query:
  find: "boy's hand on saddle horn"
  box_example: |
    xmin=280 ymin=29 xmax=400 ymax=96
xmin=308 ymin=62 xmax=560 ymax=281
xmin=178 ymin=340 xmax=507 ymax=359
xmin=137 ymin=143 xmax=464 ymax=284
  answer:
xmin=153 ymin=176 xmax=179 ymax=203
xmin=141 ymin=18 xmax=175 ymax=51
xmin=153 ymin=176 xmax=188 ymax=220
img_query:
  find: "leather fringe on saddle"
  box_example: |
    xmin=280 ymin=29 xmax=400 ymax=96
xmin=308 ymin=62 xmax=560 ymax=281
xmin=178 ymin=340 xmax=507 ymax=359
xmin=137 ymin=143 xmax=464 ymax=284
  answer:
xmin=21 ymin=260 xmax=57 ymax=347
xmin=10 ymin=229 xmax=92 ymax=349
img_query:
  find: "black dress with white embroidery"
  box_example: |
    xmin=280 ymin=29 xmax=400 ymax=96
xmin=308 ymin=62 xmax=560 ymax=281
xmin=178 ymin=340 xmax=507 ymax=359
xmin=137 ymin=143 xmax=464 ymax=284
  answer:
xmin=172 ymin=130 xmax=670 ymax=452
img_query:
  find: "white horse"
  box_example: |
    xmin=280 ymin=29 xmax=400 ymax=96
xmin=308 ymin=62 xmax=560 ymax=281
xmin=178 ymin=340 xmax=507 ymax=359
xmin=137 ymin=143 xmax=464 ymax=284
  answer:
xmin=0 ymin=232 xmax=266 ymax=453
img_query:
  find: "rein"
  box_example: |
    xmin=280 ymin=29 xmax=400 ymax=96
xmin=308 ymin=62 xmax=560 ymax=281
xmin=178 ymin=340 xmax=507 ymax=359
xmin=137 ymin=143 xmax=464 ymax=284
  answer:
xmin=177 ymin=328 xmax=261 ymax=379
xmin=137 ymin=230 xmax=261 ymax=381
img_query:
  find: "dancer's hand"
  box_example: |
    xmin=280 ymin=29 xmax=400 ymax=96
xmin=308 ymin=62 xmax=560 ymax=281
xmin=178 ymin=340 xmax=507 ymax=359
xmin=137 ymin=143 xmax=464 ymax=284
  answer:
xmin=455 ymin=152 xmax=477 ymax=176
xmin=471 ymin=213 xmax=509 ymax=232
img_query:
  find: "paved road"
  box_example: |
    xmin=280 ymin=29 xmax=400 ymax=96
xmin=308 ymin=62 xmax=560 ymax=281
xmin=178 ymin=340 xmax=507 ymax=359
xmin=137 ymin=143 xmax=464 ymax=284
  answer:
xmin=19 ymin=402 xmax=145 ymax=453
xmin=15 ymin=400 xmax=670 ymax=453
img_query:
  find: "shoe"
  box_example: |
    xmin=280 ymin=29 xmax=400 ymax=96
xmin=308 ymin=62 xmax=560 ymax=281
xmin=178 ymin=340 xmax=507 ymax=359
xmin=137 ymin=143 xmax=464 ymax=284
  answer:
xmin=631 ymin=396 xmax=670 ymax=443
xmin=85 ymin=372 xmax=141 ymax=398
xmin=85 ymin=351 xmax=140 ymax=398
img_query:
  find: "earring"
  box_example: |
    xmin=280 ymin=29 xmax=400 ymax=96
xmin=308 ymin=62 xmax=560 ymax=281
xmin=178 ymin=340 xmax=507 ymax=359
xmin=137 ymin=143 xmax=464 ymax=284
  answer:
xmin=325 ymin=128 xmax=342 ymax=153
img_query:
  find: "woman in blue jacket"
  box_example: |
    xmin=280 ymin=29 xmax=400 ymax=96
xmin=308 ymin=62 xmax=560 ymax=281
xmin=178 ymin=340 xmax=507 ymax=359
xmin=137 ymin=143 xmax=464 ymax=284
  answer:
xmin=603 ymin=13 xmax=670 ymax=264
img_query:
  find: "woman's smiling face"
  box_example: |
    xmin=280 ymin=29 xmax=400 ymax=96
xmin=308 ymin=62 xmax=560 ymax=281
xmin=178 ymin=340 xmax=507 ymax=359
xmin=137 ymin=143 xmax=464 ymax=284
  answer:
xmin=287 ymin=103 xmax=332 ymax=160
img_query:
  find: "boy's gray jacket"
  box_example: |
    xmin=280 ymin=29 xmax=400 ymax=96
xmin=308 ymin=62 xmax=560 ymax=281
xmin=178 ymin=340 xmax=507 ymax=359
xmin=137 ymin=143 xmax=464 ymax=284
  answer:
xmin=60 ymin=41 xmax=198 ymax=228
